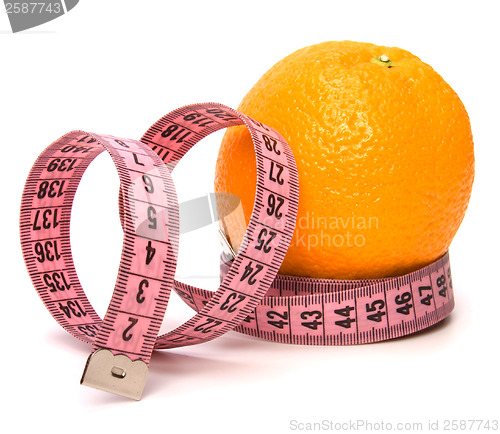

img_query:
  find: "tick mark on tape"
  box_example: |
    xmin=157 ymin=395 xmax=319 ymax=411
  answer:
xmin=111 ymin=366 xmax=126 ymax=379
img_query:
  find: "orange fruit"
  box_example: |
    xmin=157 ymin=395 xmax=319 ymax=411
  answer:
xmin=214 ymin=41 xmax=474 ymax=279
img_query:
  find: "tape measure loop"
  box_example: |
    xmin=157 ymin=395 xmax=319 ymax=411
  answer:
xmin=139 ymin=102 xmax=299 ymax=349
xmin=20 ymin=130 xmax=180 ymax=366
xmin=173 ymin=252 xmax=454 ymax=345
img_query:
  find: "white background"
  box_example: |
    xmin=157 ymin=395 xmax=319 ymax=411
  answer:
xmin=1 ymin=1 xmax=499 ymax=433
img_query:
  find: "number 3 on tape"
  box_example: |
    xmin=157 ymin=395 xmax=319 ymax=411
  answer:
xmin=20 ymin=103 xmax=299 ymax=400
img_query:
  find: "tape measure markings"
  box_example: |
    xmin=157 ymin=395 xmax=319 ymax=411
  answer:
xmin=20 ymin=132 xmax=180 ymax=367
xmin=133 ymin=103 xmax=299 ymax=350
xmin=172 ymin=251 xmax=453 ymax=346
xmin=20 ymin=103 xmax=455 ymax=401
xmin=20 ymin=103 xmax=299 ymax=398
xmin=20 ymin=140 xmax=105 ymax=339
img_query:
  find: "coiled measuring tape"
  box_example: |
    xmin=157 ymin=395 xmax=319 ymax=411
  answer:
xmin=20 ymin=102 xmax=454 ymax=401
xmin=175 ymin=252 xmax=453 ymax=345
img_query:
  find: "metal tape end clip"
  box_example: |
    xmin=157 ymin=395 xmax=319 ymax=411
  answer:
xmin=80 ymin=349 xmax=148 ymax=400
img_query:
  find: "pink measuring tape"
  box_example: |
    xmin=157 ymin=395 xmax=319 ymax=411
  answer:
xmin=20 ymin=102 xmax=454 ymax=400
